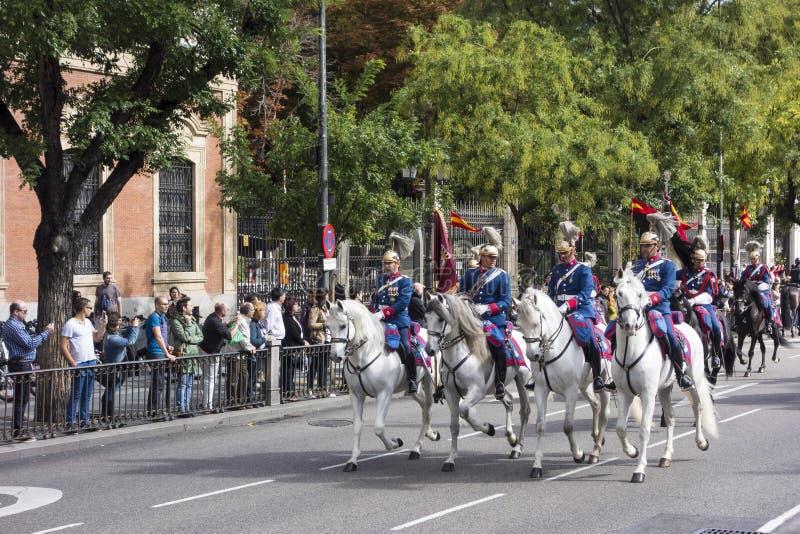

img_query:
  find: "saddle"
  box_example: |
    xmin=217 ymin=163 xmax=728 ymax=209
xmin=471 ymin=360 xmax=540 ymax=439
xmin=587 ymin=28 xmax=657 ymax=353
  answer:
xmin=483 ymin=320 xmax=527 ymax=367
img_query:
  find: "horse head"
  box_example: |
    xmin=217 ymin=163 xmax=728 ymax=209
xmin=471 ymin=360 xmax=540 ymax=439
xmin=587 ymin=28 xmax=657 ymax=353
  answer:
xmin=326 ymin=300 xmax=379 ymax=363
xmin=424 ymin=293 xmax=453 ymax=356
xmin=424 ymin=292 xmax=488 ymax=360
xmin=613 ymin=267 xmax=649 ymax=336
xmin=516 ymin=287 xmax=556 ymax=361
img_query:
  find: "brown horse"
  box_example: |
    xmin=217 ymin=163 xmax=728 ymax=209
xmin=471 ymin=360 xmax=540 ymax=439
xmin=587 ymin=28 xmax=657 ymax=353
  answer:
xmin=732 ymin=280 xmax=780 ymax=377
xmin=780 ymin=284 xmax=800 ymax=338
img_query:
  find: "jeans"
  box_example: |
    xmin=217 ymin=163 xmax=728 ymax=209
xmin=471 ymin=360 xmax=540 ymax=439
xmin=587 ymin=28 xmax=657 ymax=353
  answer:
xmin=99 ymin=366 xmax=127 ymax=419
xmin=177 ymin=373 xmax=194 ymax=413
xmin=66 ymin=361 xmax=95 ymax=426
xmin=8 ymin=361 xmax=33 ymax=433
xmin=146 ymin=353 xmax=168 ymax=415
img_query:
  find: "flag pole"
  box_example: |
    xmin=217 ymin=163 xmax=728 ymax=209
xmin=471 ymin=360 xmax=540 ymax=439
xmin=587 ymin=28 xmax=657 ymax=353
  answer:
xmin=628 ymin=207 xmax=633 ymax=264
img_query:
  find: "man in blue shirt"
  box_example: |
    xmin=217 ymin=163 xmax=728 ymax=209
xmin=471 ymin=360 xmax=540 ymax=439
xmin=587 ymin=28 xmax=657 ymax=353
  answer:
xmin=3 ymin=301 xmax=54 ymax=441
xmin=633 ymin=232 xmax=693 ymax=389
xmin=145 ymin=297 xmax=175 ymax=416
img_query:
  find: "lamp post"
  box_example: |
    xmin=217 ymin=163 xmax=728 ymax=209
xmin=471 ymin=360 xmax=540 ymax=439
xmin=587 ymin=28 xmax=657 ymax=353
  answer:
xmin=663 ymin=170 xmax=671 ymax=210
xmin=317 ymin=0 xmax=329 ymax=290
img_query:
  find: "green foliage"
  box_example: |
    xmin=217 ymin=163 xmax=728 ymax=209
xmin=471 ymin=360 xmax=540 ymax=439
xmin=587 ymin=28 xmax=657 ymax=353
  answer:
xmin=216 ymin=60 xmax=438 ymax=248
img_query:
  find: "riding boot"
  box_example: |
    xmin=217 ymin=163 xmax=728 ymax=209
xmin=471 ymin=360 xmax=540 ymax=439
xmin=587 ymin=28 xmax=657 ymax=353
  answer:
xmin=710 ymin=331 xmax=722 ymax=369
xmin=668 ymin=339 xmax=694 ymax=389
xmin=583 ymin=345 xmax=606 ymax=392
xmin=489 ymin=343 xmax=507 ymax=399
xmin=399 ymin=345 xmax=417 ymax=394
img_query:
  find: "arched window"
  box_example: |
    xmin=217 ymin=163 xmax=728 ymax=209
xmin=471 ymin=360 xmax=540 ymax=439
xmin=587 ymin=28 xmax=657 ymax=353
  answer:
xmin=159 ymin=158 xmax=194 ymax=272
xmin=64 ymin=152 xmax=101 ymax=274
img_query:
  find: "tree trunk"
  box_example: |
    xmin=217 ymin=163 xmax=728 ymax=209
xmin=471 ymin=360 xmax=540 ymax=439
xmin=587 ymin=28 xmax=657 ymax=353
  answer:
xmin=33 ymin=218 xmax=77 ymax=427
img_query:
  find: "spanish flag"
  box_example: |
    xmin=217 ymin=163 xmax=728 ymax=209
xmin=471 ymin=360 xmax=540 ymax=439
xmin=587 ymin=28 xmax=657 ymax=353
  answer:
xmin=740 ymin=205 xmax=753 ymax=229
xmin=631 ymin=197 xmax=658 ymax=215
xmin=667 ymin=197 xmax=699 ymax=241
xmin=450 ymin=211 xmax=481 ymax=233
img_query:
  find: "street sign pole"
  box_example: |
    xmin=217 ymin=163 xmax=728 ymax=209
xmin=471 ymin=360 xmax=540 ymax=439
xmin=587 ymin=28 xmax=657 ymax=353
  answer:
xmin=317 ymin=0 xmax=329 ymax=290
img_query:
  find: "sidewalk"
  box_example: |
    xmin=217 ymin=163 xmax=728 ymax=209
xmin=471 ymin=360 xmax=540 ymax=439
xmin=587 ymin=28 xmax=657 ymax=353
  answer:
xmin=0 ymin=394 xmax=352 ymax=463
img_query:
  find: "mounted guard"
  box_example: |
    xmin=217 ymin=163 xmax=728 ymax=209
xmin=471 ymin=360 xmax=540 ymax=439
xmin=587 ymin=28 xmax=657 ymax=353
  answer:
xmin=548 ymin=222 xmax=611 ymax=392
xmin=633 ymin=215 xmax=693 ymax=390
xmin=740 ymin=241 xmax=780 ymax=334
xmin=371 ymin=232 xmax=417 ymax=394
xmin=459 ymin=227 xmax=511 ymax=399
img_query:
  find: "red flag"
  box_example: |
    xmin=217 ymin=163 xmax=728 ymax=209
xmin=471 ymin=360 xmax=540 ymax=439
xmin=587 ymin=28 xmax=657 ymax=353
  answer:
xmin=665 ymin=196 xmax=699 ymax=241
xmin=434 ymin=210 xmax=459 ymax=293
xmin=631 ymin=197 xmax=658 ymax=215
xmin=740 ymin=205 xmax=753 ymax=229
xmin=450 ymin=210 xmax=481 ymax=233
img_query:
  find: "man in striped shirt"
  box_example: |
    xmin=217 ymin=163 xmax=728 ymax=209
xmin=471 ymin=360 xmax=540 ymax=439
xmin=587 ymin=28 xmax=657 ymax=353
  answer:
xmin=3 ymin=301 xmax=54 ymax=441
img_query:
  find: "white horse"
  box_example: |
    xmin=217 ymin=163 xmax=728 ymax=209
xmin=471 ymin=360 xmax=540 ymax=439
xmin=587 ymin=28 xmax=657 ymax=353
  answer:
xmin=515 ymin=288 xmax=611 ymax=479
xmin=424 ymin=293 xmax=532 ymax=472
xmin=613 ymin=268 xmax=718 ymax=483
xmin=327 ymin=299 xmax=440 ymax=471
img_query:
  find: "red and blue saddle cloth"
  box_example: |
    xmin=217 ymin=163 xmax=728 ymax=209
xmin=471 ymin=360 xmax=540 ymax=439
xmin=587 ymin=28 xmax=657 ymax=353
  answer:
xmin=384 ymin=322 xmax=432 ymax=367
xmin=482 ymin=321 xmax=528 ymax=367
xmin=565 ymin=313 xmax=613 ymax=361
xmin=603 ymin=311 xmax=693 ymax=366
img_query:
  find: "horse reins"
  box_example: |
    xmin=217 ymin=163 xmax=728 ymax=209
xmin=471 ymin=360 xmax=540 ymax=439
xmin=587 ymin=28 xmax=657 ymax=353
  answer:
xmin=329 ymin=313 xmax=380 ymax=398
xmin=615 ymin=302 xmax=654 ymax=396
xmin=427 ymin=305 xmax=477 ymax=399
xmin=521 ymin=306 xmax=574 ymax=392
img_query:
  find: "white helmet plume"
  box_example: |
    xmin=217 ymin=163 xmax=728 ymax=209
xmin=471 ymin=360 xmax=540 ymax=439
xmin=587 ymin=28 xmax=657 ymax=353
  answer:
xmin=388 ymin=232 xmax=414 ymax=260
xmin=584 ymin=251 xmax=597 ymax=268
xmin=558 ymin=221 xmax=580 ymax=245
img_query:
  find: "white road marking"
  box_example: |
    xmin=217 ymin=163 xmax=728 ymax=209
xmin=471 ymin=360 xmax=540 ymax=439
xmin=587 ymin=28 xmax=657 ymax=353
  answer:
xmin=787 ymin=354 xmax=800 ymax=359
xmin=547 ymin=406 xmax=762 ymax=480
xmin=758 ymin=502 xmax=800 ymax=532
xmin=319 ymin=450 xmax=409 ymax=471
xmin=390 ymin=493 xmax=505 ymax=531
xmin=151 ymin=480 xmax=274 ymax=508
xmin=31 ymin=524 xmax=84 ymax=534
xmin=0 ymin=487 xmax=62 ymax=518
xmin=714 ymin=382 xmax=758 ymax=398
xmin=451 ymin=403 xmax=591 ymax=441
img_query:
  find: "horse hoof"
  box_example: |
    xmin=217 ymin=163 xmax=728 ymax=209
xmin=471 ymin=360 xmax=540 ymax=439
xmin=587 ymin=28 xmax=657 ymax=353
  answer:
xmin=744 ymin=371 xmax=751 ymax=378
xmin=430 ymin=431 xmax=441 ymax=442
xmin=343 ymin=462 xmax=358 ymax=472
xmin=698 ymin=440 xmax=709 ymax=451
xmin=442 ymin=462 xmax=455 ymax=472
xmin=660 ymin=414 xmax=667 ymax=427
xmin=772 ymin=356 xmax=779 ymax=363
xmin=408 ymin=451 xmax=421 ymax=460
xmin=487 ymin=424 xmax=495 ymax=437
xmin=658 ymin=458 xmax=672 ymax=468
xmin=758 ymin=367 xmax=766 ymax=373
xmin=574 ymin=452 xmax=586 ymax=464
xmin=629 ymin=446 xmax=640 ymax=459
xmin=602 ymin=437 xmax=605 ymax=446
xmin=631 ymin=472 xmax=646 ymax=483
xmin=588 ymin=455 xmax=599 ymax=464
xmin=509 ymin=450 xmax=521 ymax=460
xmin=395 ymin=438 xmax=404 ymax=448
xmin=530 ymin=467 xmax=543 ymax=479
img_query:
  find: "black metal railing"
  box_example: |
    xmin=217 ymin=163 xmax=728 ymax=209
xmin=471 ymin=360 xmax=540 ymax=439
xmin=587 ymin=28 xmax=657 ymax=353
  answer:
xmin=1 ymin=343 xmax=346 ymax=443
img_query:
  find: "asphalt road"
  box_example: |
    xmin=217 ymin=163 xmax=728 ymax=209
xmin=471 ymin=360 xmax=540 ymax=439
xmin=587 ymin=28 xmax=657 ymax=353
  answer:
xmin=1 ymin=342 xmax=799 ymax=534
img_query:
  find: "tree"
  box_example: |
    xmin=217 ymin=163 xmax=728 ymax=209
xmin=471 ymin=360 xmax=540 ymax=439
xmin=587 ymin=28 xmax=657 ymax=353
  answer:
xmin=0 ymin=0 xmax=302 ymax=416
xmin=395 ymin=16 xmax=656 ymax=265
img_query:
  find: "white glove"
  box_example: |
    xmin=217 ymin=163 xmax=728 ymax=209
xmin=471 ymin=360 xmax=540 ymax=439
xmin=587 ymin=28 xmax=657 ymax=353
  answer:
xmin=372 ymin=310 xmax=384 ymax=320
xmin=687 ymin=298 xmax=695 ymax=306
xmin=558 ymin=303 xmax=569 ymax=315
xmin=474 ymin=304 xmax=489 ymax=315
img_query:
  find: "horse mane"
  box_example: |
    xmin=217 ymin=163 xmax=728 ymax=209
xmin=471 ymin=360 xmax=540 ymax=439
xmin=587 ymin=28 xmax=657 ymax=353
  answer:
xmin=613 ymin=268 xmax=649 ymax=308
xmin=440 ymin=293 xmax=490 ymax=363
xmin=329 ymin=299 xmax=385 ymax=346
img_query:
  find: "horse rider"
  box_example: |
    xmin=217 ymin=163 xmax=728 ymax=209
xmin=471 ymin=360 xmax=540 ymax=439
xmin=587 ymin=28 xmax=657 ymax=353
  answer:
xmin=549 ymin=238 xmax=611 ymax=391
xmin=372 ymin=249 xmax=417 ymax=394
xmin=740 ymin=245 xmax=778 ymax=334
xmin=633 ymin=231 xmax=694 ymax=389
xmin=461 ymin=244 xmax=511 ymax=399
xmin=790 ymin=258 xmax=800 ymax=285
xmin=676 ymin=249 xmax=723 ymax=369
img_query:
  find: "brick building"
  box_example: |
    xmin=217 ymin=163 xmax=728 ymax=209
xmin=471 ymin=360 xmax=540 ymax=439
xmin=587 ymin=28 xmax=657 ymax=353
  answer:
xmin=0 ymin=59 xmax=238 ymax=319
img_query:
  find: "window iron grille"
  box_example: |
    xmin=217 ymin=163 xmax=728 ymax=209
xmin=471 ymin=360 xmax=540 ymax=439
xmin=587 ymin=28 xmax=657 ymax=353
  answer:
xmin=159 ymin=158 xmax=194 ymax=272
xmin=64 ymin=154 xmax=101 ymax=275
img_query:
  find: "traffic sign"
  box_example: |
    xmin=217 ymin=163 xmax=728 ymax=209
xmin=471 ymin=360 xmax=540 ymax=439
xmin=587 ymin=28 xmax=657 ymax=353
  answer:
xmin=322 ymin=224 xmax=336 ymax=258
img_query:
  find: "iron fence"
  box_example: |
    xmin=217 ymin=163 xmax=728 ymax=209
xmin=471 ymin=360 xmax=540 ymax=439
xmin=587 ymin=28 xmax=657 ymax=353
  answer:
xmin=1 ymin=343 xmax=345 ymax=443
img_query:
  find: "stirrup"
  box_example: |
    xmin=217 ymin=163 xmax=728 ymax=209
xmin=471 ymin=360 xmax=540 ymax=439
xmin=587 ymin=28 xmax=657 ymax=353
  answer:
xmin=494 ymin=382 xmax=506 ymax=399
xmin=678 ymin=374 xmax=694 ymax=390
xmin=407 ymin=379 xmax=418 ymax=394
xmin=592 ymin=377 xmax=605 ymax=392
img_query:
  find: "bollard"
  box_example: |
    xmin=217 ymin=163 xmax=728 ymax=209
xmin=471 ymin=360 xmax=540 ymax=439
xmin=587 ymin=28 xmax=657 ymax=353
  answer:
xmin=266 ymin=341 xmax=282 ymax=405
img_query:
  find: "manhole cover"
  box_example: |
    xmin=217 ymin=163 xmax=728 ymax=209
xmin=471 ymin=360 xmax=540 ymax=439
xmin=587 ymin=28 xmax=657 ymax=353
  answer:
xmin=308 ymin=419 xmax=352 ymax=427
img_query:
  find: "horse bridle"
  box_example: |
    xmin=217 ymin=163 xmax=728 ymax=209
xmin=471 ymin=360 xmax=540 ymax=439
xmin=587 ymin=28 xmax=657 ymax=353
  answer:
xmin=426 ymin=306 xmax=465 ymax=352
xmin=615 ymin=298 xmax=655 ymax=395
xmin=328 ymin=312 xmax=368 ymax=357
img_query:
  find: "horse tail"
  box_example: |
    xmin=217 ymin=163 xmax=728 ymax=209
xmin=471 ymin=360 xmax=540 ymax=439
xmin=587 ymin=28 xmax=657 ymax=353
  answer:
xmin=695 ymin=371 xmax=719 ymax=440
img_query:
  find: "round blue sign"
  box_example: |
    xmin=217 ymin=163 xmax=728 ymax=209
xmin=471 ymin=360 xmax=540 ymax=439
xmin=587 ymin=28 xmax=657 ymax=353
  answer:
xmin=322 ymin=224 xmax=336 ymax=258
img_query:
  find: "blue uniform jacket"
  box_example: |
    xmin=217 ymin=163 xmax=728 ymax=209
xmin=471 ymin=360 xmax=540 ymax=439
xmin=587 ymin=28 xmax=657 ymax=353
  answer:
xmin=461 ymin=266 xmax=511 ymax=327
xmin=548 ymin=259 xmax=596 ymax=320
xmin=373 ymin=272 xmax=412 ymax=328
xmin=740 ymin=263 xmax=772 ymax=287
xmin=676 ymin=267 xmax=718 ymax=300
xmin=632 ymin=255 xmax=676 ymax=315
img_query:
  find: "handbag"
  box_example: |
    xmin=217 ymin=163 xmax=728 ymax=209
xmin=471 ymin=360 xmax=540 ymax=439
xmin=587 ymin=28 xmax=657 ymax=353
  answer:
xmin=231 ymin=328 xmax=245 ymax=345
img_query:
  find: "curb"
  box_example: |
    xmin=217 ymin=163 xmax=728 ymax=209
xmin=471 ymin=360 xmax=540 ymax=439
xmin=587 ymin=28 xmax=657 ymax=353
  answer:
xmin=0 ymin=395 xmax=352 ymax=463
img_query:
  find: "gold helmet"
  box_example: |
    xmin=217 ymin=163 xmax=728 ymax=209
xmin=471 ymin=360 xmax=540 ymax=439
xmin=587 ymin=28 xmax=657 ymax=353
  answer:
xmin=382 ymin=250 xmax=401 ymax=263
xmin=639 ymin=231 xmax=659 ymax=245
xmin=555 ymin=239 xmax=575 ymax=253
xmin=479 ymin=244 xmax=499 ymax=257
xmin=691 ymin=249 xmax=708 ymax=262
xmin=748 ymin=250 xmax=760 ymax=261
